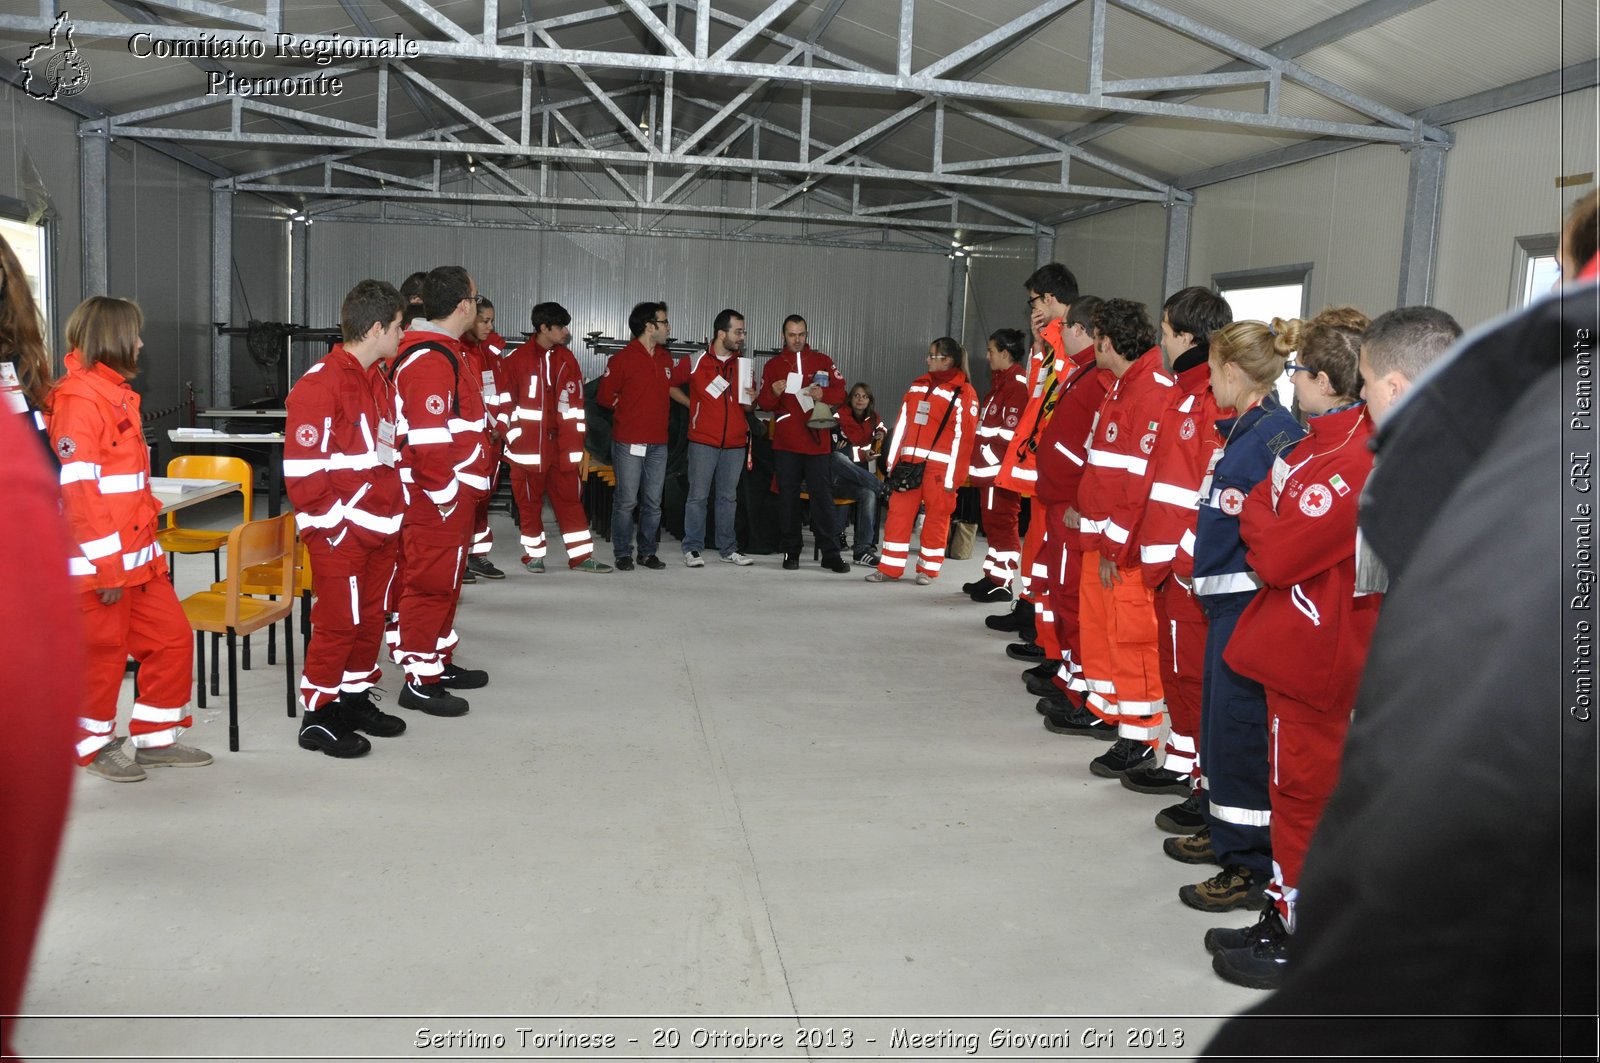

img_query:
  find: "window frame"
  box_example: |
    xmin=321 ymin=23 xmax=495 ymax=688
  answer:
xmin=0 ymin=195 xmax=57 ymax=365
xmin=1509 ymin=233 xmax=1560 ymax=310
xmin=1211 ymin=263 xmax=1314 ymax=320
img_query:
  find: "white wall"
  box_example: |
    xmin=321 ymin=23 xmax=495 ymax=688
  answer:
xmin=303 ymin=220 xmax=951 ymax=406
xmin=1050 ymin=86 xmax=1600 ymax=332
xmin=1434 ymin=87 xmax=1598 ymax=324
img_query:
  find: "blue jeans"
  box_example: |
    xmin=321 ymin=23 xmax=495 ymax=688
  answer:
xmin=831 ymin=451 xmax=881 ymax=555
xmin=684 ymin=442 xmax=744 ymax=557
xmin=610 ymin=441 xmax=667 ymax=560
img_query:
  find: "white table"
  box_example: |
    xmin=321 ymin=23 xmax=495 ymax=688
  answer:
xmin=168 ymin=429 xmax=287 ymax=516
xmin=149 ymin=476 xmax=241 ymax=516
xmin=196 ymin=408 xmax=287 ymax=420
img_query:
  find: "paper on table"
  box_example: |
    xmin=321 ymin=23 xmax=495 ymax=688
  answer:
xmin=785 ymin=372 xmax=813 ymax=412
xmin=150 ymin=476 xmax=228 ymax=493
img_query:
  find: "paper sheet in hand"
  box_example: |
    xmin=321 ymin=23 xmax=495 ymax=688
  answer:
xmin=786 ymin=372 xmax=814 ymax=412
xmin=737 ymin=358 xmax=755 ymax=405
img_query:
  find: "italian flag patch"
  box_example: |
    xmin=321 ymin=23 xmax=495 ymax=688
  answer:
xmin=1329 ymin=473 xmax=1350 ymax=496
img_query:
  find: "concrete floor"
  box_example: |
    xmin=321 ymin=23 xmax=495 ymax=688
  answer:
xmin=18 ymin=502 xmax=1260 ymax=1060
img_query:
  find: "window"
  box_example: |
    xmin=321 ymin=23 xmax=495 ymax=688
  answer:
xmin=1213 ymin=264 xmax=1312 ymax=407
xmin=1511 ymin=234 xmax=1560 ymax=308
xmin=0 ymin=202 xmax=51 ymax=346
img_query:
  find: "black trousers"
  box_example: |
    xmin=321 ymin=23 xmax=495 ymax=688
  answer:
xmin=774 ymin=450 xmax=841 ymax=560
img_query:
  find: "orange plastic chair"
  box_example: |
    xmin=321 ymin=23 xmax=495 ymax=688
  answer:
xmin=207 ymin=539 xmax=314 ymax=678
xmin=180 ymin=514 xmax=296 ymax=752
xmin=160 ymin=455 xmax=254 ymax=582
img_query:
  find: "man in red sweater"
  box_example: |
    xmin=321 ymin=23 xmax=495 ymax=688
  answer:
xmin=596 ymin=301 xmax=674 ymax=571
xmin=670 ymin=308 xmax=755 ymax=567
xmin=756 ymin=314 xmax=851 ymax=573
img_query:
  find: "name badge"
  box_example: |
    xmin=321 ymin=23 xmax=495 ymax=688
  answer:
xmin=377 ymin=418 xmax=398 ymax=467
xmin=913 ymin=400 xmax=931 ymax=425
xmin=630 ymin=443 xmax=647 ymax=457
xmin=706 ymin=376 xmax=730 ymax=399
xmin=0 ymin=362 xmax=24 ymax=415
xmin=481 ymin=369 xmax=496 ymax=398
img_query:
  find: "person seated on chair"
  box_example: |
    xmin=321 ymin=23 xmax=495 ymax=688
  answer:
xmin=50 ymin=296 xmax=213 ymax=781
xmin=830 ymin=381 xmax=888 ymax=566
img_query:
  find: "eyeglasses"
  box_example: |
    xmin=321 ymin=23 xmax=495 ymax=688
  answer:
xmin=1027 ymin=294 xmax=1044 ymax=307
xmin=653 ymin=317 xmax=670 ymax=326
xmin=927 ymin=352 xmax=951 ymax=361
xmin=1284 ymin=361 xmax=1316 ymax=375
xmin=470 ymin=294 xmax=485 ymax=306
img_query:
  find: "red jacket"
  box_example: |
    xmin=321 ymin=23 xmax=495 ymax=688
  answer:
xmin=1076 ymin=347 xmax=1178 ymax=566
xmin=283 ymin=345 xmax=404 ymax=550
xmin=1032 ymin=346 xmax=1111 ymax=510
xmin=672 ymin=347 xmax=749 ymax=449
xmin=502 ymin=339 xmax=587 ymax=473
xmin=885 ymin=368 xmax=978 ymax=491
xmin=1226 ymin=403 xmax=1382 ymax=711
xmin=48 ymin=352 xmax=165 ymax=590
xmin=462 ymin=331 xmax=509 ymax=433
xmin=756 ymin=346 xmax=847 ymax=455
xmin=970 ymin=362 xmax=1029 ymax=482
xmin=596 ymin=338 xmax=673 ymax=445
xmin=995 ymin=319 xmax=1069 ymax=495
xmin=1139 ymin=357 xmax=1230 ymax=593
xmin=393 ymin=327 xmax=490 ymax=510
xmin=836 ymin=407 xmax=885 ymax=463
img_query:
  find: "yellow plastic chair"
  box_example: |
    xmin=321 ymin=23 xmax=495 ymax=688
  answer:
xmin=160 ymin=455 xmax=254 ymax=582
xmin=180 ymin=514 xmax=296 ymax=752
xmin=207 ymin=538 xmax=314 ymax=680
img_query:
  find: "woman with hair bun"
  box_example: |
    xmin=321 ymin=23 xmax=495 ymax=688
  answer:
xmin=1175 ymin=319 xmax=1305 ymax=915
xmin=1206 ymin=307 xmax=1381 ymax=991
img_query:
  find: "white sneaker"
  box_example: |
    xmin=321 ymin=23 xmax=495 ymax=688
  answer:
xmin=684 ymin=551 xmax=705 ymax=568
xmin=721 ymin=552 xmax=754 ymax=566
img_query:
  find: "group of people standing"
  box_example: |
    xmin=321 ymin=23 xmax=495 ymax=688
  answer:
xmin=949 ymin=260 xmax=1476 ymax=993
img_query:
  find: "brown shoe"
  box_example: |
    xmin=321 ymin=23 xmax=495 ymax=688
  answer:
xmin=1179 ymin=864 xmax=1268 ymax=913
xmin=1162 ymin=825 xmax=1216 ymax=865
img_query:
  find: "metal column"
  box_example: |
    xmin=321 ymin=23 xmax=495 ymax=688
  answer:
xmin=946 ymin=252 xmax=970 ymax=341
xmin=1035 ymin=229 xmax=1055 ymax=268
xmin=1161 ymin=200 xmax=1192 ymax=300
xmin=211 ymin=187 xmax=233 ymax=407
xmin=290 ymin=218 xmax=311 ymax=381
xmin=1396 ymin=143 xmax=1447 ymax=307
xmin=80 ymin=129 xmax=108 ymax=297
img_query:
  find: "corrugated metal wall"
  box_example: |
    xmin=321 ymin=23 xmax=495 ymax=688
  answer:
xmin=1053 ymin=201 xmax=1168 ymax=313
xmin=1434 ymin=87 xmax=1598 ymax=326
xmin=303 ymin=220 xmax=950 ymax=405
xmin=963 ymin=239 xmax=1034 ymax=359
xmin=2 ymin=85 xmax=81 ymax=358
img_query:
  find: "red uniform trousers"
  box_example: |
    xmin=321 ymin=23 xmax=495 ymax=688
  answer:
xmin=1155 ymin=580 xmax=1207 ymax=779
xmin=509 ymin=464 xmax=595 ymax=566
xmin=75 ymin=576 xmax=193 ymax=762
xmin=299 ymin=538 xmax=399 ymax=712
xmin=469 ymin=442 xmax=505 ymax=557
xmin=1265 ymin=690 xmax=1353 ymax=931
xmin=978 ymin=484 xmax=1022 ymax=586
xmin=394 ymin=489 xmax=480 ymax=682
xmin=1077 ymin=549 xmax=1165 ymax=744
xmin=1019 ymin=509 xmax=1046 ymax=602
xmin=878 ymin=480 xmax=959 ymax=579
xmin=1037 ymin=501 xmax=1084 ymax=694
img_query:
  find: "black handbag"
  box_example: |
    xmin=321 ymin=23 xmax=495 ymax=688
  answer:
xmin=886 ymin=393 xmax=957 ymax=492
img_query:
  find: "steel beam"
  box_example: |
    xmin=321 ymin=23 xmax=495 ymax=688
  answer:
xmin=946 ymin=251 xmax=969 ymax=339
xmin=290 ymin=219 xmax=311 ymax=377
xmin=919 ymin=0 xmax=1082 ymax=80
xmin=80 ymin=129 xmax=108 ymax=297
xmin=211 ymin=188 xmax=232 ymax=407
xmin=1036 ymin=231 xmax=1055 ymax=269
xmin=1396 ymin=143 xmax=1446 ymax=307
xmin=1161 ymin=200 xmax=1191 ymax=300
